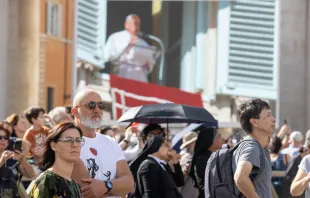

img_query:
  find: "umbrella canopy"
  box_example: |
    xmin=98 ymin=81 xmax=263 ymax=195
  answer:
xmin=117 ymin=103 xmax=217 ymax=125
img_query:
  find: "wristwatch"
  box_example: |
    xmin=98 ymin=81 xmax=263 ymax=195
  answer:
xmin=104 ymin=180 xmax=113 ymax=193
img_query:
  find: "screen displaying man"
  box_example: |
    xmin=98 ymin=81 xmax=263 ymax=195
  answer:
xmin=103 ymin=14 xmax=157 ymax=83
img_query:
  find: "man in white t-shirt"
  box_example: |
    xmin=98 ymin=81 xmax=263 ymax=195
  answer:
xmin=71 ymin=89 xmax=134 ymax=198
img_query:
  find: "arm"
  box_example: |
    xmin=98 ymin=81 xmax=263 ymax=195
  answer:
xmin=139 ymin=162 xmax=161 ymax=198
xmin=277 ymin=124 xmax=290 ymax=149
xmin=80 ymin=160 xmax=134 ymax=198
xmin=16 ymin=151 xmax=35 ymax=178
xmin=290 ymin=168 xmax=310 ymax=196
xmin=72 ymin=158 xmax=90 ymax=187
xmin=123 ymin=146 xmax=142 ymax=162
xmin=234 ymin=161 xmax=259 ymax=198
xmin=171 ymin=163 xmax=185 ymax=187
xmin=106 ymin=160 xmax=134 ymax=196
xmin=21 ymin=139 xmax=31 ymax=157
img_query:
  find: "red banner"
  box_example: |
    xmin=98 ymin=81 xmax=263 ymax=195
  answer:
xmin=109 ymin=75 xmax=203 ymax=119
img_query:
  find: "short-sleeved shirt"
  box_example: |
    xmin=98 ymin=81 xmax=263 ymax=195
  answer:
xmin=80 ymin=133 xmax=125 ymax=198
xmin=23 ymin=126 xmax=50 ymax=157
xmin=232 ymin=139 xmax=272 ymax=198
xmin=298 ymin=154 xmax=310 ymax=196
xmin=30 ymin=170 xmax=81 ymax=198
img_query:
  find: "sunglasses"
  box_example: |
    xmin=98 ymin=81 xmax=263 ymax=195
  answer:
xmin=76 ymin=101 xmax=106 ymax=110
xmin=0 ymin=136 xmax=8 ymax=141
xmin=58 ymin=137 xmax=85 ymax=147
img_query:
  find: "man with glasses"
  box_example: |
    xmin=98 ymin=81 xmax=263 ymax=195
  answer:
xmin=71 ymin=89 xmax=134 ymax=198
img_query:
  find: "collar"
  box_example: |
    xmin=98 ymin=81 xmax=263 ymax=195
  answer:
xmin=148 ymin=155 xmax=166 ymax=170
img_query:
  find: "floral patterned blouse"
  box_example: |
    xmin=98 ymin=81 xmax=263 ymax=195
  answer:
xmin=30 ymin=170 xmax=82 ymax=198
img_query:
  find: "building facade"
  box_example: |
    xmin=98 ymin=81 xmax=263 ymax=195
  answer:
xmin=0 ymin=0 xmax=74 ymax=118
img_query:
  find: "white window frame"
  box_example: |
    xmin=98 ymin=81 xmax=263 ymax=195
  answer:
xmin=215 ymin=0 xmax=279 ymax=100
xmin=46 ymin=2 xmax=62 ymax=37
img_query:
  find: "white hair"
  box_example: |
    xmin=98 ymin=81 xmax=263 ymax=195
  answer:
xmin=290 ymin=131 xmax=304 ymax=143
xmin=48 ymin=107 xmax=67 ymax=124
xmin=125 ymin=14 xmax=139 ymax=23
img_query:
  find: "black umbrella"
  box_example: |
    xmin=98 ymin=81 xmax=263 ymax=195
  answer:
xmin=117 ymin=103 xmax=217 ymax=126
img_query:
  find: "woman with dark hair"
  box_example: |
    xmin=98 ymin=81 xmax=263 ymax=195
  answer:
xmin=29 ymin=122 xmax=84 ymax=198
xmin=189 ymin=127 xmax=223 ymax=198
xmin=129 ymin=135 xmax=182 ymax=198
xmin=269 ymin=135 xmax=289 ymax=197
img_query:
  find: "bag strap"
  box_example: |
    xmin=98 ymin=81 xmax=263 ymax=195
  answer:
xmin=215 ymin=151 xmax=223 ymax=183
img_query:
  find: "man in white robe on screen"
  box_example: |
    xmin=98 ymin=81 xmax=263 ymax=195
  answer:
xmin=103 ymin=14 xmax=156 ymax=83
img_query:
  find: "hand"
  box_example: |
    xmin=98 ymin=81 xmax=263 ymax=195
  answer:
xmin=81 ymin=178 xmax=107 ymax=198
xmin=13 ymin=150 xmax=24 ymax=163
xmin=183 ymin=163 xmax=190 ymax=176
xmin=0 ymin=150 xmax=12 ymax=163
xmin=124 ymin=127 xmax=134 ymax=142
xmin=167 ymin=150 xmax=180 ymax=164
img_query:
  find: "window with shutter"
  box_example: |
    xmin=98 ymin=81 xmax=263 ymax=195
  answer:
xmin=216 ymin=0 xmax=279 ymax=99
xmin=46 ymin=2 xmax=62 ymax=37
xmin=76 ymin=0 xmax=107 ymax=67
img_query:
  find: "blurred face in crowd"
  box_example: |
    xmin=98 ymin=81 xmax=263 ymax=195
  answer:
xmin=2 ymin=122 xmax=13 ymax=135
xmin=148 ymin=128 xmax=164 ymax=139
xmin=156 ymin=141 xmax=170 ymax=161
xmin=0 ymin=130 xmax=8 ymax=151
xmin=125 ymin=15 xmax=141 ymax=36
xmin=56 ymin=112 xmax=73 ymax=124
xmin=251 ymin=108 xmax=276 ymax=136
xmin=73 ymin=92 xmax=105 ymax=129
xmin=209 ymin=130 xmax=223 ymax=151
xmin=32 ymin=112 xmax=45 ymax=127
xmin=14 ymin=116 xmax=28 ymax=133
xmin=104 ymin=129 xmax=115 ymax=137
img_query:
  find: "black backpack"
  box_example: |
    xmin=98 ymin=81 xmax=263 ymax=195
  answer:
xmin=205 ymin=140 xmax=264 ymax=198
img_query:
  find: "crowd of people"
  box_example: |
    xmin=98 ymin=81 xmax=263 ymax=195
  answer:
xmin=1 ymin=90 xmax=310 ymax=198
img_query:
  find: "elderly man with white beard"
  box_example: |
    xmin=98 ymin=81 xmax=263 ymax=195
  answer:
xmin=71 ymin=89 xmax=134 ymax=198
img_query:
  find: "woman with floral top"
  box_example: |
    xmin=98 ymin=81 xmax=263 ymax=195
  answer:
xmin=30 ymin=122 xmax=85 ymax=198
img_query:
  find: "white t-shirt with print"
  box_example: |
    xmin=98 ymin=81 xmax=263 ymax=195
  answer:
xmin=80 ymin=133 xmax=125 ymax=197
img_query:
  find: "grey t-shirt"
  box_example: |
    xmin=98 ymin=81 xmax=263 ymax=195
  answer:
xmin=232 ymin=140 xmax=272 ymax=198
xmin=298 ymin=154 xmax=310 ymax=197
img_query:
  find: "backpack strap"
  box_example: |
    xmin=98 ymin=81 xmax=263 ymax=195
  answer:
xmin=215 ymin=151 xmax=223 ymax=183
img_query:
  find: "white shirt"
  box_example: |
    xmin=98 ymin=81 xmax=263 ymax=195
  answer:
xmin=103 ymin=30 xmax=156 ymax=82
xmin=281 ymin=145 xmax=300 ymax=160
xmin=124 ymin=145 xmax=143 ymax=162
xmin=80 ymin=133 xmax=125 ymax=198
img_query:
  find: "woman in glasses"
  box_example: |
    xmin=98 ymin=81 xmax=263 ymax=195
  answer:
xmin=30 ymin=122 xmax=85 ymax=198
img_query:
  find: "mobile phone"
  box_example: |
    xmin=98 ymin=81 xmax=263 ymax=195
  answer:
xmin=13 ymin=140 xmax=22 ymax=152
xmin=284 ymin=119 xmax=287 ymax=125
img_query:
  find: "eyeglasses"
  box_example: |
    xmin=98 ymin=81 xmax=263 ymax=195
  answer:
xmin=57 ymin=137 xmax=85 ymax=147
xmin=0 ymin=136 xmax=8 ymax=141
xmin=75 ymin=101 xmax=106 ymax=110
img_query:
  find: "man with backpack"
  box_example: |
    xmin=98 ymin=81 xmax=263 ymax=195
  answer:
xmin=205 ymin=99 xmax=275 ymax=198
